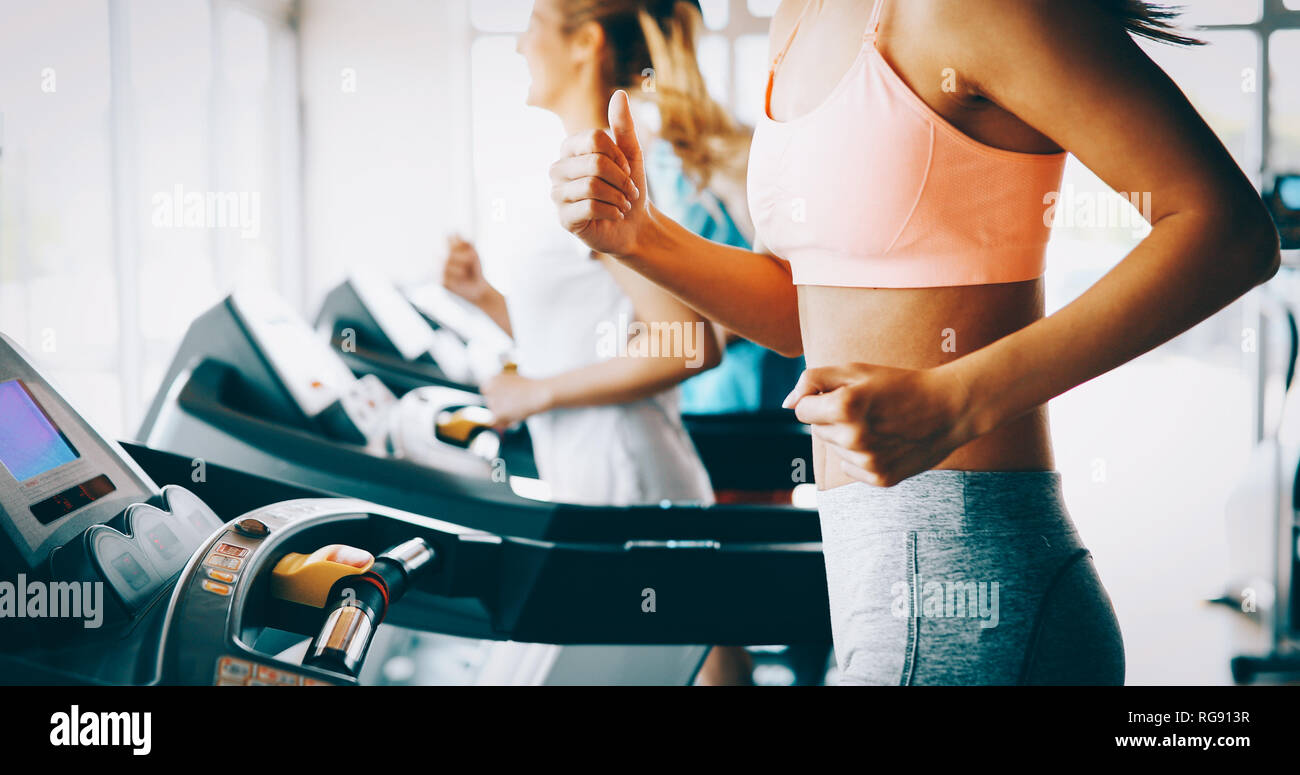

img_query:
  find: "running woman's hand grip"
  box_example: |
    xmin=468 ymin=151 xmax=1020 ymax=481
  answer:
xmin=304 ymin=538 xmax=435 ymax=676
xmin=550 ymin=90 xmax=649 ymax=259
xmin=442 ymin=234 xmax=492 ymax=306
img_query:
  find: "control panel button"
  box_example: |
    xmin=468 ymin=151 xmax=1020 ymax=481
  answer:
xmin=202 ymin=579 xmax=232 ymax=596
xmin=234 ymin=518 xmax=270 ymax=538
xmin=217 ymin=657 xmax=253 ymax=682
xmin=204 ymin=554 xmax=243 ymax=571
xmin=208 ymin=569 xmax=237 ymax=584
xmin=214 ymin=656 xmax=323 ymax=686
xmin=215 ymin=542 xmax=249 ymax=558
xmin=256 ymin=665 xmax=300 ymax=686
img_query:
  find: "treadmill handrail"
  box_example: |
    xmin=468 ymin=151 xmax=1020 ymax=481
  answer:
xmin=151 ymin=359 xmax=825 ymax=542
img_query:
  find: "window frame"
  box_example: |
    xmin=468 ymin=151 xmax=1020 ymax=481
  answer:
xmin=1196 ymin=0 xmax=1300 ymax=179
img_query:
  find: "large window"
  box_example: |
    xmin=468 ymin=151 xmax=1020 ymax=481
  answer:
xmin=0 ymin=1 xmax=118 ymax=432
xmin=296 ymin=0 xmax=473 ymax=305
xmin=0 ymin=0 xmax=301 ymax=438
xmin=1271 ymin=29 xmax=1300 ymax=171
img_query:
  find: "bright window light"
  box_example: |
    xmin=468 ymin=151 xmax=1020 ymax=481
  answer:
xmin=1178 ymin=0 xmax=1261 ymax=27
xmin=470 ymin=0 xmax=532 ymax=33
xmin=699 ymin=0 xmax=729 ymax=30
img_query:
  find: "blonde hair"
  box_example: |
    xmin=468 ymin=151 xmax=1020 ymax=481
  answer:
xmin=561 ymin=0 xmax=749 ymax=190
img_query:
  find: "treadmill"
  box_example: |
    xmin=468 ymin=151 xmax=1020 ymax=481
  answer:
xmin=315 ymin=271 xmax=814 ymax=497
xmin=0 ymin=334 xmax=830 ymax=686
xmin=133 ymin=287 xmax=831 ymax=683
xmin=137 ymin=286 xmax=819 ymax=545
xmin=315 ymin=269 xmax=510 ymax=394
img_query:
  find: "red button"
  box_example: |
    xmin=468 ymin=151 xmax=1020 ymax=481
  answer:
xmin=234 ymin=519 xmax=270 ymax=538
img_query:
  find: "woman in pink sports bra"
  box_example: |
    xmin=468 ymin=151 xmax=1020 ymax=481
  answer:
xmin=548 ymin=0 xmax=1281 ymax=685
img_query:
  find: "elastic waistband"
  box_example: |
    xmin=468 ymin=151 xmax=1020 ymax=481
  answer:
xmin=815 ymin=469 xmax=1070 ymax=534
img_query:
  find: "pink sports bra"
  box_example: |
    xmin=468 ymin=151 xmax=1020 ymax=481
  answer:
xmin=747 ymin=0 xmax=1067 ymax=288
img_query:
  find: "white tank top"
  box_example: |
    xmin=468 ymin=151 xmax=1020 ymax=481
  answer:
xmin=504 ymin=226 xmax=714 ymax=507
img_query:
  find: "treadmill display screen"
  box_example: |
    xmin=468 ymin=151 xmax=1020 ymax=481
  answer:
xmin=29 ymin=475 xmax=116 ymax=525
xmin=0 ymin=379 xmax=79 ymax=481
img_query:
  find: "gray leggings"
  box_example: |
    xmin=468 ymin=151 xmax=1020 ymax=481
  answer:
xmin=816 ymin=470 xmax=1124 ymax=685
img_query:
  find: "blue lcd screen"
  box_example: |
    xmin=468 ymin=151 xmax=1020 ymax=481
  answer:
xmin=0 ymin=379 xmax=79 ymax=481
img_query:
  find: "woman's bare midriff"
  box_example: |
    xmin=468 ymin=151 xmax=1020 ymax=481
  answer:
xmin=798 ymin=281 xmax=1056 ymax=490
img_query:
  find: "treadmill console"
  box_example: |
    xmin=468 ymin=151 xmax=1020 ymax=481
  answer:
xmin=338 ymin=269 xmax=513 ymax=385
xmin=0 ymin=335 xmax=222 ymax=629
xmin=232 ymin=286 xmax=397 ymax=451
xmin=141 ymin=286 xmax=504 ymax=481
xmin=0 ymin=336 xmax=157 ymax=571
xmin=344 ymin=271 xmax=451 ymax=367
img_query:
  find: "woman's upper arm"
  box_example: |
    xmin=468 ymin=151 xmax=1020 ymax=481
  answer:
xmin=955 ymin=0 xmax=1275 ymax=251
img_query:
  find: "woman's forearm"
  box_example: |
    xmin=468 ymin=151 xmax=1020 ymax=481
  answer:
xmin=617 ymin=204 xmax=804 ymax=357
xmin=539 ymin=349 xmax=719 ymax=411
xmin=945 ymin=207 xmax=1281 ymax=441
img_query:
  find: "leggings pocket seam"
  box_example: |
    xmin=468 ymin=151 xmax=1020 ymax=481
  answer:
xmin=900 ymin=530 xmax=919 ymax=686
xmin=1017 ymin=547 xmax=1092 ymax=685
